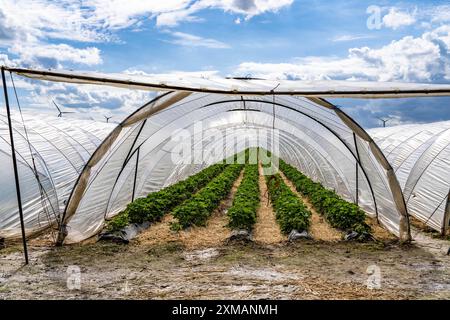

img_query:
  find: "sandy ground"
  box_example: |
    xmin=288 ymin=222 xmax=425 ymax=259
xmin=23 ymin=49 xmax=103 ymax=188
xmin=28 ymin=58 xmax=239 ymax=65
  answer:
xmin=1 ymin=167 xmax=450 ymax=299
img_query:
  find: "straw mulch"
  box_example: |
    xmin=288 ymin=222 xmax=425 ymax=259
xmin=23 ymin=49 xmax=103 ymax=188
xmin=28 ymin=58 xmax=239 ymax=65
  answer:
xmin=252 ymin=162 xmax=285 ymax=244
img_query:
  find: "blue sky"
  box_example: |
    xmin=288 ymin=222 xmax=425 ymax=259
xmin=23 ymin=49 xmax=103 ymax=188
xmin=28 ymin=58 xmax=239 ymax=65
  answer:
xmin=1 ymin=0 xmax=450 ymax=127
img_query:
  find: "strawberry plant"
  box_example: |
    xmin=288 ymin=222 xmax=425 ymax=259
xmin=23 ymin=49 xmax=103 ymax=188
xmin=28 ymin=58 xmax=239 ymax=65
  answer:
xmin=227 ymin=164 xmax=260 ymax=230
xmin=279 ymin=159 xmax=370 ymax=234
xmin=106 ymin=163 xmax=227 ymax=231
xmin=266 ymin=173 xmax=311 ymax=234
xmin=172 ymin=164 xmax=243 ymax=229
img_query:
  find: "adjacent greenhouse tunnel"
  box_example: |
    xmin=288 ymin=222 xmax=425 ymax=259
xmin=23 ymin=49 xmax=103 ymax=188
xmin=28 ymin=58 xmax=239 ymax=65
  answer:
xmin=369 ymin=121 xmax=450 ymax=234
xmin=0 ymin=116 xmax=262 ymax=240
xmin=0 ymin=114 xmax=114 ymax=239
xmin=4 ymin=66 xmax=450 ymax=245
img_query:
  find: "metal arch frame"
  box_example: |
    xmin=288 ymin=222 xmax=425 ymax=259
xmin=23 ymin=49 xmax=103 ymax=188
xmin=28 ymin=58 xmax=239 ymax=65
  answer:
xmin=0 ymin=68 xmax=418 ymax=242
xmin=60 ymin=92 xmax=403 ymax=243
xmin=59 ymin=93 xmax=392 ymax=244
xmin=45 ymin=72 xmax=411 ymax=242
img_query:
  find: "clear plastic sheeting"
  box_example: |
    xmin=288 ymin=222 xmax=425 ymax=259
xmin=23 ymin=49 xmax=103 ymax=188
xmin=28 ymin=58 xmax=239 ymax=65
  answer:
xmin=60 ymin=92 xmax=409 ymax=243
xmin=369 ymin=121 xmax=450 ymax=234
xmin=0 ymin=114 xmax=114 ymax=239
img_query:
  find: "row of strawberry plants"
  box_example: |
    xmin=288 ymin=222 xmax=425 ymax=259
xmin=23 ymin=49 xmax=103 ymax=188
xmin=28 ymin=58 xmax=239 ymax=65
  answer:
xmin=266 ymin=173 xmax=311 ymax=234
xmin=227 ymin=164 xmax=260 ymax=231
xmin=279 ymin=159 xmax=370 ymax=234
xmin=106 ymin=163 xmax=228 ymax=231
xmin=171 ymin=164 xmax=244 ymax=230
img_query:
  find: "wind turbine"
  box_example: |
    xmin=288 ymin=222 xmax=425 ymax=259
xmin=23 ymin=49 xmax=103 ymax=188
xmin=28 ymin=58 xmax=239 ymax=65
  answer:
xmin=52 ymin=100 xmax=75 ymax=118
xmin=104 ymin=115 xmax=113 ymax=123
xmin=377 ymin=117 xmax=391 ymax=127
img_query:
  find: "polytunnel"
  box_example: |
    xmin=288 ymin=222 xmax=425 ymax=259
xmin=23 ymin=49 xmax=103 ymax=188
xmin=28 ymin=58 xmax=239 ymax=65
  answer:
xmin=0 ymin=113 xmax=114 ymax=239
xmin=4 ymin=67 xmax=450 ymax=245
xmin=369 ymin=121 xmax=450 ymax=235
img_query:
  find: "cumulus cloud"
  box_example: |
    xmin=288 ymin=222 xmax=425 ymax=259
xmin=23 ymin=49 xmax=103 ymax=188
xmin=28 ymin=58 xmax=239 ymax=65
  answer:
xmin=236 ymin=25 xmax=450 ymax=82
xmin=382 ymin=8 xmax=416 ymax=30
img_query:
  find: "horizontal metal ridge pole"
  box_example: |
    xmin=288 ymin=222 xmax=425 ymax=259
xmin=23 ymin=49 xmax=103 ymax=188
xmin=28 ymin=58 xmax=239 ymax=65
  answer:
xmin=4 ymin=67 xmax=450 ymax=98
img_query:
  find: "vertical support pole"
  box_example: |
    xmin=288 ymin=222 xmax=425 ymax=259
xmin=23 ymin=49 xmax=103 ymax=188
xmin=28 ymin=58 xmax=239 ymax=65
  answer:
xmin=442 ymin=190 xmax=450 ymax=236
xmin=353 ymin=132 xmax=360 ymax=206
xmin=355 ymin=160 xmax=359 ymax=206
xmin=131 ymin=147 xmax=140 ymax=202
xmin=1 ymin=67 xmax=29 ymax=264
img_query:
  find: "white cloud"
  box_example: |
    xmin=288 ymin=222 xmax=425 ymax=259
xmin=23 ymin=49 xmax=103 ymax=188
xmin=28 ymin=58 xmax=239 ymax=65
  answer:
xmin=427 ymin=5 xmax=450 ymax=23
xmin=382 ymin=7 xmax=416 ymax=30
xmin=0 ymin=53 xmax=16 ymax=67
xmin=332 ymin=34 xmax=374 ymax=42
xmin=17 ymin=80 xmax=155 ymax=122
xmin=124 ymin=68 xmax=220 ymax=78
xmin=156 ymin=0 xmax=293 ymax=27
xmin=9 ymin=43 xmax=102 ymax=67
xmin=236 ymin=25 xmax=450 ymax=82
xmin=1 ymin=0 xmax=289 ymax=68
xmin=166 ymin=32 xmax=230 ymax=48
xmin=0 ymin=0 xmax=193 ymax=43
xmin=0 ymin=0 xmax=292 ymax=41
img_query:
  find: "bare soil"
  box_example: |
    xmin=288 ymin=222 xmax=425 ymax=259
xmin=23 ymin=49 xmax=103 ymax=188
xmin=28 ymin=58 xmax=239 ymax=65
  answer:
xmin=1 ymin=236 xmax=449 ymax=299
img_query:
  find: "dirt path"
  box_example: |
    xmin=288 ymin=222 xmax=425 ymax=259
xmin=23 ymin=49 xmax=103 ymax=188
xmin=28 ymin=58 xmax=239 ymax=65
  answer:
xmin=2 ymin=238 xmax=449 ymax=299
xmin=136 ymin=169 xmax=245 ymax=250
xmin=279 ymin=171 xmax=342 ymax=241
xmin=253 ymin=163 xmax=285 ymax=244
xmin=411 ymin=226 xmax=450 ymax=257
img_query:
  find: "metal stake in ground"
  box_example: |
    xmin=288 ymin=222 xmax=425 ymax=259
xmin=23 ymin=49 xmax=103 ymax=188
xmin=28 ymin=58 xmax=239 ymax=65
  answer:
xmin=1 ymin=67 xmax=29 ymax=264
